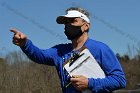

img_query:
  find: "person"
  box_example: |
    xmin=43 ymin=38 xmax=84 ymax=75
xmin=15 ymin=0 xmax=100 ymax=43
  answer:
xmin=10 ymin=7 xmax=126 ymax=93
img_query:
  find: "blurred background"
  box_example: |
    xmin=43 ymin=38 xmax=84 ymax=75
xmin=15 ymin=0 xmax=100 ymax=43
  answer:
xmin=0 ymin=0 xmax=140 ymax=93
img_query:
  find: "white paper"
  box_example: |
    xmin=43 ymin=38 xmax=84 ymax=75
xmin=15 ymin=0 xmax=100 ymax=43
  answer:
xmin=64 ymin=48 xmax=105 ymax=93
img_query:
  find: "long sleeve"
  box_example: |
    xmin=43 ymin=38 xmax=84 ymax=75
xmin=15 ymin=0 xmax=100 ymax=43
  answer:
xmin=87 ymin=44 xmax=126 ymax=93
xmin=20 ymin=39 xmax=57 ymax=66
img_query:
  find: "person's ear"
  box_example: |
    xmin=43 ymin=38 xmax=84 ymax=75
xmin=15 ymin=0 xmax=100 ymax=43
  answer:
xmin=84 ymin=23 xmax=90 ymax=31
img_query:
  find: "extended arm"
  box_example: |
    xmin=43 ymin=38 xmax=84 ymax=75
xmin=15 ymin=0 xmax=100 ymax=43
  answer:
xmin=10 ymin=28 xmax=56 ymax=66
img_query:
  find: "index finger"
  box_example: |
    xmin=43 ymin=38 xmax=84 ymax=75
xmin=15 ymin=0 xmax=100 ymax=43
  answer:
xmin=72 ymin=75 xmax=82 ymax=78
xmin=10 ymin=28 xmax=18 ymax=34
xmin=70 ymin=77 xmax=79 ymax=82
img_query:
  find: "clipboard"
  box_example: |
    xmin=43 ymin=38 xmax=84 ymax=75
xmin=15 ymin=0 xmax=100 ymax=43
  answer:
xmin=63 ymin=46 xmax=106 ymax=93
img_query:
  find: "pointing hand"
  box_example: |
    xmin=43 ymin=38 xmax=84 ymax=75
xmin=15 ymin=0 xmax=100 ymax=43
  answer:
xmin=10 ymin=28 xmax=27 ymax=47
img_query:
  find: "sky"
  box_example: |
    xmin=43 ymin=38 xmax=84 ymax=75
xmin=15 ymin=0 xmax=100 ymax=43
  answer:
xmin=0 ymin=0 xmax=140 ymax=57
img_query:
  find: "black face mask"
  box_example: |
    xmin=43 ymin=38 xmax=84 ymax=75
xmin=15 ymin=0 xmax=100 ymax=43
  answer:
xmin=64 ymin=24 xmax=85 ymax=40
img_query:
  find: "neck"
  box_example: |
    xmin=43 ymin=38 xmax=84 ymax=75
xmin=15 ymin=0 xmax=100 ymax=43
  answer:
xmin=72 ymin=33 xmax=88 ymax=50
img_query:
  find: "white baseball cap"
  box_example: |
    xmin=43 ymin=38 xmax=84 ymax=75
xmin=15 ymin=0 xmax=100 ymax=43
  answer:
xmin=56 ymin=10 xmax=90 ymax=24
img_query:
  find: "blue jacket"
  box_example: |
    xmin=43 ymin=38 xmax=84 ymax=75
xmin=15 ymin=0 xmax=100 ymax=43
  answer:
xmin=21 ymin=38 xmax=126 ymax=93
